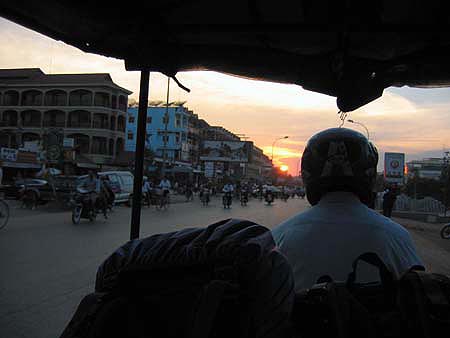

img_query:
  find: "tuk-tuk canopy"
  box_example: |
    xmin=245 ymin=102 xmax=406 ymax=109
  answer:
xmin=1 ymin=0 xmax=450 ymax=112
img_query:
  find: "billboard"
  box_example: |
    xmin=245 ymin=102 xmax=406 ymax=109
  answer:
xmin=384 ymin=152 xmax=405 ymax=184
xmin=200 ymin=141 xmax=250 ymax=162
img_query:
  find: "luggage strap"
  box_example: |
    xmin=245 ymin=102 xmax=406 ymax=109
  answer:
xmin=415 ymin=271 xmax=448 ymax=306
xmin=190 ymin=279 xmax=232 ymax=338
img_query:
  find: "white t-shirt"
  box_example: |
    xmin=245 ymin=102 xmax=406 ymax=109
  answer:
xmin=223 ymin=184 xmax=234 ymax=193
xmin=159 ymin=179 xmax=171 ymax=190
xmin=272 ymin=191 xmax=424 ymax=292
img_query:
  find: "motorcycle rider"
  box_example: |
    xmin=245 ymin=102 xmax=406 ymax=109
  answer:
xmin=272 ymin=128 xmax=424 ymax=291
xmin=240 ymin=182 xmax=249 ymax=204
xmin=222 ymin=180 xmax=234 ymax=207
xmin=142 ymin=177 xmax=152 ymax=207
xmin=81 ymin=171 xmax=100 ymax=213
xmin=264 ymin=183 xmax=275 ymax=203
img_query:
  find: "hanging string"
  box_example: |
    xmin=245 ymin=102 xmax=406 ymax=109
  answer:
xmin=338 ymin=110 xmax=348 ymax=128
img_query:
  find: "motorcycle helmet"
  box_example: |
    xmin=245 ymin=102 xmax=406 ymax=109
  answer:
xmin=301 ymin=127 xmax=378 ymax=206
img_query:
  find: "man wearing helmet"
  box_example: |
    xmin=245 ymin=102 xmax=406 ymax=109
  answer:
xmin=272 ymin=128 xmax=423 ymax=291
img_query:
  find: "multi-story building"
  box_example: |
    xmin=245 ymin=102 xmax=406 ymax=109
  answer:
xmin=125 ymin=102 xmax=199 ymax=165
xmin=0 ymin=68 xmax=131 ymax=169
xmin=204 ymin=126 xmax=241 ymax=141
xmin=406 ymin=157 xmax=447 ymax=180
xmin=247 ymin=145 xmax=273 ymax=180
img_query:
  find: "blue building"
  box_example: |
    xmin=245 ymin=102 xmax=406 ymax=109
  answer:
xmin=125 ymin=102 xmax=196 ymax=164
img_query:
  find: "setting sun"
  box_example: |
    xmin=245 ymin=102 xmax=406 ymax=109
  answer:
xmin=280 ymin=165 xmax=289 ymax=172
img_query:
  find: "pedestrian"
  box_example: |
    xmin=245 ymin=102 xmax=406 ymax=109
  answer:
xmin=383 ymin=187 xmax=397 ymax=218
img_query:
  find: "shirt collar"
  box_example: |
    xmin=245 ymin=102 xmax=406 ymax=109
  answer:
xmin=318 ymin=191 xmax=361 ymax=205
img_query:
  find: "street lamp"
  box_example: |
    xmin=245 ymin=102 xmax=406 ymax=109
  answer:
xmin=271 ymin=136 xmax=289 ymax=162
xmin=347 ymin=119 xmax=370 ymax=140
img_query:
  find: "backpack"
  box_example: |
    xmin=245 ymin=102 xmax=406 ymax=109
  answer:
xmin=59 ymin=218 xmax=295 ymax=338
xmin=292 ymin=252 xmax=450 ymax=338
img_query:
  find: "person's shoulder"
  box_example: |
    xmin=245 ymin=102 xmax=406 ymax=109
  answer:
xmin=365 ymin=208 xmax=410 ymax=236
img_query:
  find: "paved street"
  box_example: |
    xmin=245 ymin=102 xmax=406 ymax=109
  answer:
xmin=0 ymin=196 xmax=449 ymax=338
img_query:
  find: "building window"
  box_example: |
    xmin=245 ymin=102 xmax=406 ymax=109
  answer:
xmin=162 ymin=135 xmax=169 ymax=144
xmin=2 ymin=110 xmax=18 ymax=126
xmin=69 ymin=90 xmax=92 ymax=106
xmin=118 ymin=95 xmax=127 ymax=111
xmin=128 ymin=116 xmax=135 ymax=124
xmin=116 ymin=138 xmax=124 ymax=155
xmin=175 ymin=114 xmax=181 ymax=128
xmin=21 ymin=110 xmax=41 ymax=127
xmin=93 ymin=113 xmax=108 ymax=129
xmin=94 ymin=92 xmax=110 ymax=107
xmin=111 ymin=95 xmax=117 ymax=109
xmin=108 ymin=139 xmax=114 ymax=156
xmin=175 ymin=133 xmax=180 ymax=144
xmin=117 ymin=116 xmax=125 ymax=132
xmin=3 ymin=90 xmax=19 ymax=106
xmin=21 ymin=90 xmax=43 ymax=106
xmin=92 ymin=137 xmax=107 ymax=154
xmin=68 ymin=133 xmax=90 ymax=154
xmin=45 ymin=90 xmax=67 ymax=106
xmin=110 ymin=116 xmax=116 ymax=130
xmin=162 ymin=115 xmax=169 ymax=125
xmin=146 ymin=116 xmax=152 ymax=124
xmin=68 ymin=110 xmax=91 ymax=128
xmin=43 ymin=110 xmax=65 ymax=127
xmin=127 ymin=132 xmax=134 ymax=140
xmin=22 ymin=132 xmax=40 ymax=143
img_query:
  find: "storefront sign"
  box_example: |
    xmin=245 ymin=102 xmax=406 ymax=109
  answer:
xmin=0 ymin=148 xmax=18 ymax=162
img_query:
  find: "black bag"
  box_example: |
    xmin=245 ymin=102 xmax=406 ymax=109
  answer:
xmin=292 ymin=252 xmax=450 ymax=338
xmin=60 ymin=218 xmax=295 ymax=338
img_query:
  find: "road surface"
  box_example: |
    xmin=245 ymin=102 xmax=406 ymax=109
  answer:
xmin=0 ymin=196 xmax=448 ymax=338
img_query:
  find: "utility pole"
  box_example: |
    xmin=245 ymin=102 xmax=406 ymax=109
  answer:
xmin=161 ymin=77 xmax=170 ymax=178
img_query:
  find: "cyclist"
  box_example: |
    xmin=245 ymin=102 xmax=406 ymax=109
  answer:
xmin=158 ymin=176 xmax=171 ymax=207
xmin=272 ymin=128 xmax=423 ymax=291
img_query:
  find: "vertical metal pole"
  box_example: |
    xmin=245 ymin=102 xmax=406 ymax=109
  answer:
xmin=130 ymin=70 xmax=150 ymax=240
xmin=162 ymin=77 xmax=170 ymax=178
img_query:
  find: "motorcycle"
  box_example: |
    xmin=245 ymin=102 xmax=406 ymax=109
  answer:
xmin=200 ymin=189 xmax=210 ymax=206
xmin=441 ymin=223 xmax=450 ymax=239
xmin=223 ymin=191 xmax=232 ymax=209
xmin=265 ymin=191 xmax=274 ymax=205
xmin=240 ymin=191 xmax=249 ymax=206
xmin=70 ymin=188 xmax=98 ymax=224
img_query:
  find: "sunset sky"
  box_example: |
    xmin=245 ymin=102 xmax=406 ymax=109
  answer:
xmin=2 ymin=17 xmax=450 ymax=176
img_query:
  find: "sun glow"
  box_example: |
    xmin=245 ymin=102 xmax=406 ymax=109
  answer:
xmin=280 ymin=165 xmax=289 ymax=172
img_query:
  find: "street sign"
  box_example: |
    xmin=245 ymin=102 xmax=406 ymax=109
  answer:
xmin=384 ymin=152 xmax=405 ymax=184
xmin=63 ymin=138 xmax=74 ymax=148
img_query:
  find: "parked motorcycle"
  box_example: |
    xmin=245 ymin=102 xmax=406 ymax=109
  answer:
xmin=70 ymin=188 xmax=98 ymax=224
xmin=441 ymin=223 xmax=450 ymax=239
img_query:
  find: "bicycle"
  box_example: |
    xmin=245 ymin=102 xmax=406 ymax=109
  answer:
xmin=0 ymin=198 xmax=10 ymax=230
xmin=441 ymin=223 xmax=450 ymax=239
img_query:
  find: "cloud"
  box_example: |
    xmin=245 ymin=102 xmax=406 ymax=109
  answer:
xmin=2 ymin=16 xmax=450 ymax=177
